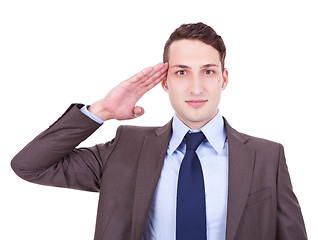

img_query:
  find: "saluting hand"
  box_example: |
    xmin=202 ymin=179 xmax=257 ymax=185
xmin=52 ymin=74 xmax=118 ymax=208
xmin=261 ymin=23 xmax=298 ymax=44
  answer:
xmin=88 ymin=62 xmax=168 ymax=121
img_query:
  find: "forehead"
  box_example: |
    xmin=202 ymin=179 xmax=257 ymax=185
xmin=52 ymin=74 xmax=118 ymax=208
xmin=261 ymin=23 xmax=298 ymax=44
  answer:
xmin=168 ymin=39 xmax=221 ymax=65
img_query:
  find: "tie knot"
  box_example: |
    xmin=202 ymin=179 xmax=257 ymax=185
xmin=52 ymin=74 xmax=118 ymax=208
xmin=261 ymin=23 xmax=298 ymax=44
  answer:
xmin=185 ymin=131 xmax=206 ymax=150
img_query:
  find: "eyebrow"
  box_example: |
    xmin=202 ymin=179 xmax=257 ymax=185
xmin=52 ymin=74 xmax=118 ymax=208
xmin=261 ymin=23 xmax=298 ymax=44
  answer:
xmin=171 ymin=63 xmax=220 ymax=69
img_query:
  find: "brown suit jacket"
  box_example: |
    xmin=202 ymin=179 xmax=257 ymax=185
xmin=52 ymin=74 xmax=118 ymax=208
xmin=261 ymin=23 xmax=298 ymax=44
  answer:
xmin=11 ymin=104 xmax=307 ymax=240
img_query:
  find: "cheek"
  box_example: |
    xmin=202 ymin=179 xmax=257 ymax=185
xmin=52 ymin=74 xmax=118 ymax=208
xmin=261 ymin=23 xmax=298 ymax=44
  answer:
xmin=208 ymin=86 xmax=222 ymax=98
xmin=167 ymin=85 xmax=185 ymax=107
xmin=167 ymin=73 xmax=189 ymax=87
xmin=167 ymin=80 xmax=188 ymax=98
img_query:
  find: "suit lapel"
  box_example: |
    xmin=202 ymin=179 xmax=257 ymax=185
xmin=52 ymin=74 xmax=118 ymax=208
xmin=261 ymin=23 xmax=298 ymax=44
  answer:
xmin=131 ymin=121 xmax=172 ymax=240
xmin=130 ymin=118 xmax=254 ymax=240
xmin=224 ymin=119 xmax=255 ymax=240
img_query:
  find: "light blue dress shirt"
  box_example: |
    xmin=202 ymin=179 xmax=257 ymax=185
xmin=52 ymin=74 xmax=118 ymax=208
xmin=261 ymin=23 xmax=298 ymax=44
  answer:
xmin=143 ymin=112 xmax=228 ymax=240
xmin=80 ymin=105 xmax=105 ymax=124
xmin=80 ymin=106 xmax=229 ymax=240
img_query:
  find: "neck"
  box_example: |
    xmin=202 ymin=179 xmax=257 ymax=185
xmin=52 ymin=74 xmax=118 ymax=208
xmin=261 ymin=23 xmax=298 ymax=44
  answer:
xmin=176 ymin=112 xmax=218 ymax=130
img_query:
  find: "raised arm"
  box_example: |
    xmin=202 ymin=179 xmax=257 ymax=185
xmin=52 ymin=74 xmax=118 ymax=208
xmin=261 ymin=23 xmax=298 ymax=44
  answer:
xmin=11 ymin=62 xmax=168 ymax=191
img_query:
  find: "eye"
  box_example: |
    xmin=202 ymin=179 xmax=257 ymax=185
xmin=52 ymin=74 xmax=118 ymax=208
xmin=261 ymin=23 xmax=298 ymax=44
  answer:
xmin=204 ymin=69 xmax=214 ymax=75
xmin=176 ymin=70 xmax=186 ymax=75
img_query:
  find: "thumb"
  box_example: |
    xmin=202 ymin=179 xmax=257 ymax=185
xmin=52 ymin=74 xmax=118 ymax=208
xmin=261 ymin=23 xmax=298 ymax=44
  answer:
xmin=133 ymin=106 xmax=144 ymax=118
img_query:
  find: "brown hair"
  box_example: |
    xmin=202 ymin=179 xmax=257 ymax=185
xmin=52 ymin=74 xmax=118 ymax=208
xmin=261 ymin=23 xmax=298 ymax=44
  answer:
xmin=163 ymin=22 xmax=226 ymax=70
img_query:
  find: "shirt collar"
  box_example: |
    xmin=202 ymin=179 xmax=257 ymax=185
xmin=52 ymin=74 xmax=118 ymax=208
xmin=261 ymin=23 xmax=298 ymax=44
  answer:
xmin=167 ymin=110 xmax=227 ymax=155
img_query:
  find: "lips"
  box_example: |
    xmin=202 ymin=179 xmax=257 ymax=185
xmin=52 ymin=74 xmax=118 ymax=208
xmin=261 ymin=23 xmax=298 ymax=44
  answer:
xmin=185 ymin=99 xmax=207 ymax=107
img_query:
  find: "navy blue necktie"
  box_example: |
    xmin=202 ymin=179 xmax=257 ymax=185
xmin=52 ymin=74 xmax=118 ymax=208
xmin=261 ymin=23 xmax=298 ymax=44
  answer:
xmin=176 ymin=131 xmax=207 ymax=240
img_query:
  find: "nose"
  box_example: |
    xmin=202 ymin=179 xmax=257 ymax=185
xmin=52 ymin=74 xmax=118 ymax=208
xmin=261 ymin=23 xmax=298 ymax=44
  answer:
xmin=189 ymin=74 xmax=203 ymax=95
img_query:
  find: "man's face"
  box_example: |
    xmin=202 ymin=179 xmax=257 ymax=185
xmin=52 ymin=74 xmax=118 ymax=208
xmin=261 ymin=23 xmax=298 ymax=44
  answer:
xmin=162 ymin=39 xmax=228 ymax=130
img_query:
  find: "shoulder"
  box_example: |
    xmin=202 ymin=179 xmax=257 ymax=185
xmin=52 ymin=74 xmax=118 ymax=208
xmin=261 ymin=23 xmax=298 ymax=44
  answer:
xmin=115 ymin=125 xmax=160 ymax=141
xmin=105 ymin=121 xmax=172 ymax=156
xmin=224 ymin=117 xmax=282 ymax=155
xmin=242 ymin=132 xmax=283 ymax=159
xmin=120 ymin=124 xmax=160 ymax=133
xmin=114 ymin=120 xmax=172 ymax=140
xmin=242 ymin=132 xmax=281 ymax=149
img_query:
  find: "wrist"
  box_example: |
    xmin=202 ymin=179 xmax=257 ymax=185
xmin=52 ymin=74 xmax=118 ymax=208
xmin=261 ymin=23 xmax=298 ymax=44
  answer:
xmin=88 ymin=102 xmax=113 ymax=121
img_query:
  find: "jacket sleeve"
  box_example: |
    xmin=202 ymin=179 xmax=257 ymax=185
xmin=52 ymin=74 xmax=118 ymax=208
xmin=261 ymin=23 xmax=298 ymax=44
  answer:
xmin=11 ymin=104 xmax=122 ymax=192
xmin=276 ymin=144 xmax=307 ymax=239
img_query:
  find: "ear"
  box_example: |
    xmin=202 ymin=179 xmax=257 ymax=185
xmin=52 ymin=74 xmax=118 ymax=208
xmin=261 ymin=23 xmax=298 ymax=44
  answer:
xmin=161 ymin=77 xmax=168 ymax=92
xmin=221 ymin=68 xmax=229 ymax=90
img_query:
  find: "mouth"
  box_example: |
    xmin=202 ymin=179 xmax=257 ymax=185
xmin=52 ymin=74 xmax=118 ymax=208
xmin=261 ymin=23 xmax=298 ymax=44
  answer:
xmin=185 ymin=99 xmax=207 ymax=107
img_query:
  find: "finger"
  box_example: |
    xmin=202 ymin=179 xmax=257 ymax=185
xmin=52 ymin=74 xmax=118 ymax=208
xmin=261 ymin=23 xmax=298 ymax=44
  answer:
xmin=153 ymin=62 xmax=166 ymax=71
xmin=138 ymin=62 xmax=166 ymax=85
xmin=135 ymin=64 xmax=168 ymax=96
xmin=142 ymin=73 xmax=167 ymax=95
xmin=146 ymin=70 xmax=167 ymax=90
xmin=136 ymin=70 xmax=167 ymax=97
xmin=121 ymin=62 xmax=167 ymax=95
xmin=141 ymin=62 xmax=168 ymax=87
xmin=133 ymin=106 xmax=144 ymax=118
xmin=129 ymin=66 xmax=153 ymax=83
xmin=130 ymin=62 xmax=166 ymax=84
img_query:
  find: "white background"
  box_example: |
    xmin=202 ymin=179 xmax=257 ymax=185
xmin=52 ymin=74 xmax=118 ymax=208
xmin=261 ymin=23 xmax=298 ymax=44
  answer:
xmin=1 ymin=0 xmax=317 ymax=239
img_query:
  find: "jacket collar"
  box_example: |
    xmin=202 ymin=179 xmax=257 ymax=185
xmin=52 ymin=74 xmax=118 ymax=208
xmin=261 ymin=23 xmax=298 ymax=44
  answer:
xmin=131 ymin=118 xmax=255 ymax=240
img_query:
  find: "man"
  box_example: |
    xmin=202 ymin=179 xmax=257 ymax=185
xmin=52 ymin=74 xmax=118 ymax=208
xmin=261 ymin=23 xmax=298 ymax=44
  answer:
xmin=11 ymin=22 xmax=307 ymax=239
